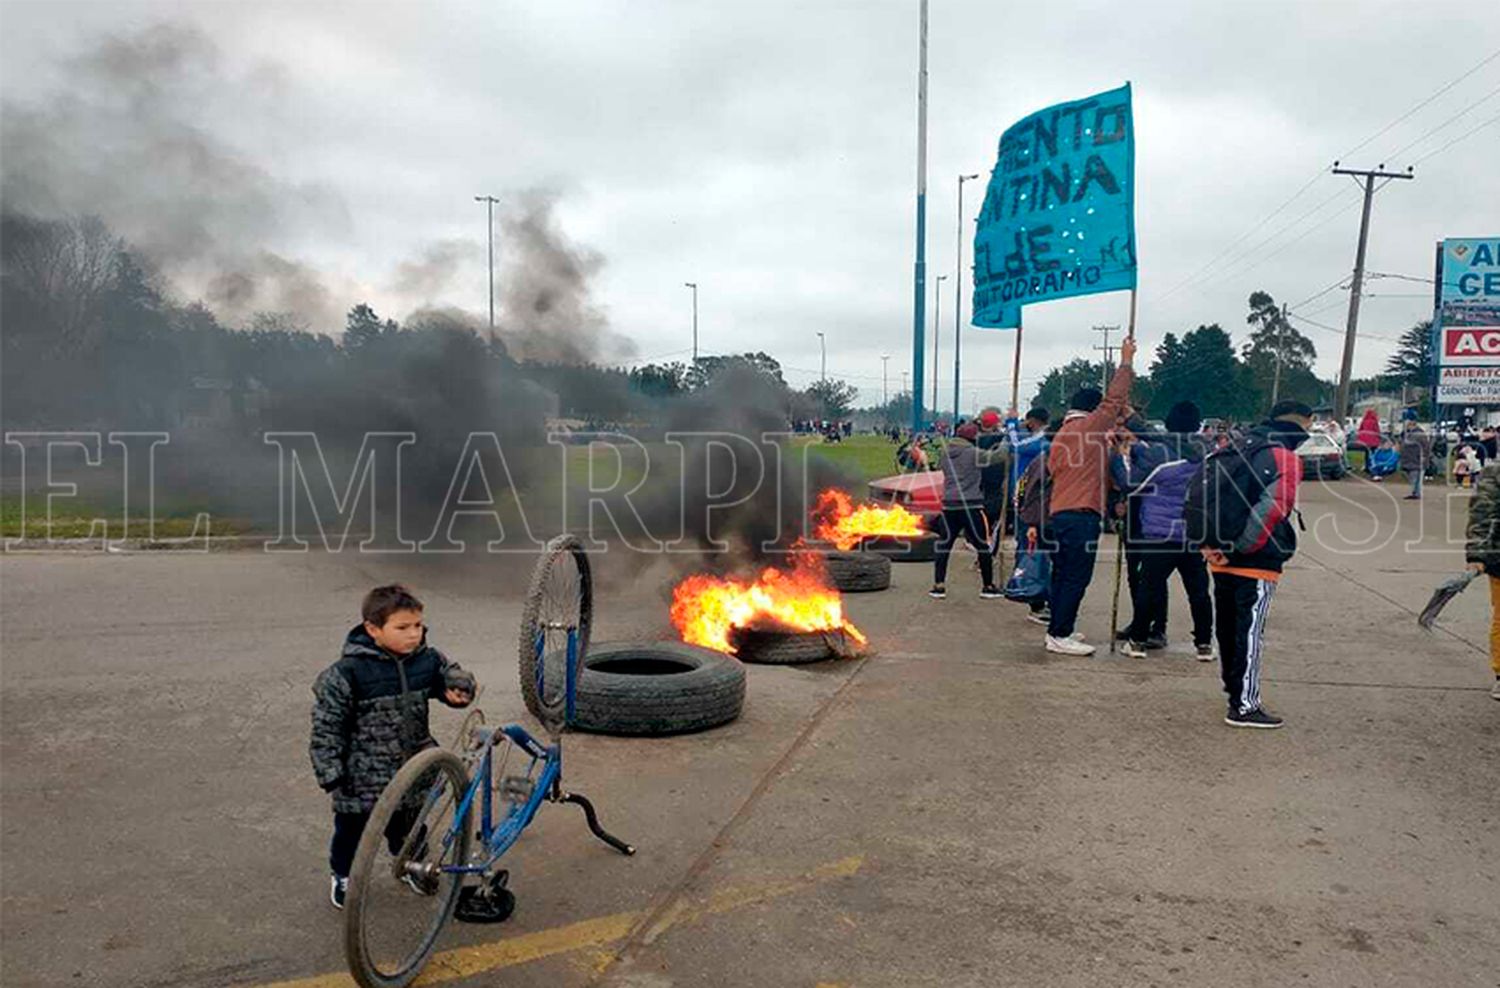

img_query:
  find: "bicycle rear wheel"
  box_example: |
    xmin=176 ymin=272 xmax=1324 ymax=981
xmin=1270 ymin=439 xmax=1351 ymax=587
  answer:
xmin=345 ymin=748 xmax=472 ymax=988
xmin=518 ymin=533 xmax=593 ymax=734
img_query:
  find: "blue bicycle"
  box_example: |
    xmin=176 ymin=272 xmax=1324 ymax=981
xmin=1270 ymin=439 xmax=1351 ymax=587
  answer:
xmin=344 ymin=534 xmax=634 ymax=988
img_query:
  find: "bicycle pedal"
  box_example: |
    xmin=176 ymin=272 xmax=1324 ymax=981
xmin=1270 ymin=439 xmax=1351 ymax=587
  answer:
xmin=499 ymin=775 xmax=534 ymax=804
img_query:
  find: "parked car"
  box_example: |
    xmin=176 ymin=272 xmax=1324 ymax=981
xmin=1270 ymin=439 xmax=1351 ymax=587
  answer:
xmin=1296 ymin=432 xmax=1347 ymax=479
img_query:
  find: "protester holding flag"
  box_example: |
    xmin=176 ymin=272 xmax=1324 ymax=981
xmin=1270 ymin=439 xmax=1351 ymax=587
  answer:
xmin=1041 ymin=337 xmax=1135 ymax=656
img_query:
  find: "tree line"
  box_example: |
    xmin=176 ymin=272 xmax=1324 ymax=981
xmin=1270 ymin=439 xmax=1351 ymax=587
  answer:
xmin=1027 ymin=291 xmax=1433 ymax=421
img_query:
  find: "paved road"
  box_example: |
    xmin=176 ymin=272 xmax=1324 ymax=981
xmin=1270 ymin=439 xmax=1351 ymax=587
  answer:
xmin=2 ymin=478 xmax=1496 ymax=987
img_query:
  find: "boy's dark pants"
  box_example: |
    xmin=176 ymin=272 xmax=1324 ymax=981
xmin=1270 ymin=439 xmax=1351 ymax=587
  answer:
xmin=1128 ymin=547 xmax=1213 ymax=646
xmin=330 ymin=805 xmax=420 ymax=878
xmin=1213 ymin=570 xmax=1277 ymax=715
xmin=1046 ymin=510 xmax=1101 ymax=638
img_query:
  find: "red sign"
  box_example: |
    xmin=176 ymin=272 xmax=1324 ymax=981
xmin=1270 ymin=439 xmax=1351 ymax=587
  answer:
xmin=1441 ymin=326 xmax=1500 ymax=366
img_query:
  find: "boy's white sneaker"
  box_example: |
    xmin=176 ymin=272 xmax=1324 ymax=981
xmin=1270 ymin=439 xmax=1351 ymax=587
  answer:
xmin=330 ymin=874 xmax=348 ymax=910
xmin=1045 ymin=634 xmax=1096 ymax=656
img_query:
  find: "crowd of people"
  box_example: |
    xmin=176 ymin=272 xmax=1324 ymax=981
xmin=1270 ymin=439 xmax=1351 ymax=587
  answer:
xmin=926 ymin=336 xmax=1320 ymax=730
xmin=922 ymin=350 xmax=1500 ymax=715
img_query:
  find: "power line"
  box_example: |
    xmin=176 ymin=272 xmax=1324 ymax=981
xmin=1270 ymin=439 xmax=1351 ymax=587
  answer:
xmin=1199 ymin=190 xmax=1363 ymax=295
xmin=1155 ymin=171 xmax=1329 ymax=301
xmin=1288 ymin=309 xmax=1400 ymax=343
xmin=1381 ymin=81 xmax=1500 ymax=162
xmin=1338 ymin=47 xmax=1500 ymax=160
xmin=1290 ymin=275 xmax=1352 ymax=310
xmin=1412 ymin=110 xmax=1500 ymax=165
xmin=1158 ymin=47 xmax=1500 ymax=303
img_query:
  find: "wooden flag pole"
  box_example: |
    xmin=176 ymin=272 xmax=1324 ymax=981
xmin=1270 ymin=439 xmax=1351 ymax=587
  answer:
xmin=1108 ymin=287 xmax=1138 ymax=654
xmin=1008 ymin=315 xmax=1024 ymax=413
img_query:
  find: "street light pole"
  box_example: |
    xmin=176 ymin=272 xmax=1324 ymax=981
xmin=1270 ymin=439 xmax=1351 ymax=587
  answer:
xmin=954 ymin=173 xmax=979 ymax=420
xmin=931 ymin=273 xmax=948 ymax=420
xmin=683 ymin=282 xmax=698 ymax=363
xmin=474 ymin=195 xmax=500 ymax=342
xmin=909 ymin=0 xmax=929 ymax=435
xmin=816 ymin=332 xmax=827 ymax=384
xmin=881 ymin=353 xmax=891 ymax=407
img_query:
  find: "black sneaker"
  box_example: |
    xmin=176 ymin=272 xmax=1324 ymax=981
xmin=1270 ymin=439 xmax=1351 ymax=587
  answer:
xmin=330 ymin=874 xmax=348 ymax=910
xmin=1195 ymin=643 xmax=1215 ymax=662
xmin=928 ymin=585 xmax=947 ymax=599
xmin=455 ymin=871 xmax=515 ymax=924
xmin=1144 ymin=635 xmax=1168 ymax=650
xmin=1225 ymin=707 xmax=1284 ymax=729
xmin=980 ymin=585 xmax=1003 ymax=599
xmin=1026 ymin=607 xmax=1051 ymax=625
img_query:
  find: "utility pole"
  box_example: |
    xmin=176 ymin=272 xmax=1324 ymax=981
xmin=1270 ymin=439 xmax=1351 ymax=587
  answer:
xmin=816 ymin=332 xmax=827 ymax=384
xmin=931 ymin=274 xmax=947 ymax=416
xmin=909 ymin=0 xmax=929 ymax=433
xmin=901 ymin=370 xmax=909 ymax=396
xmin=1092 ymin=324 xmax=1120 ymax=389
xmin=1271 ymin=301 xmax=1288 ymax=407
xmin=1331 ymin=162 xmax=1415 ymax=421
xmin=954 ymin=172 xmax=980 ymax=421
xmin=474 ymin=195 xmax=500 ymax=342
xmin=881 ymin=353 xmax=891 ymax=407
xmin=683 ymin=282 xmax=699 ymax=363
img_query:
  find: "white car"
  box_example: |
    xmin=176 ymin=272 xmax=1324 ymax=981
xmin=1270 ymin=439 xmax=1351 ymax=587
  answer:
xmin=1296 ymin=432 xmax=1347 ymax=480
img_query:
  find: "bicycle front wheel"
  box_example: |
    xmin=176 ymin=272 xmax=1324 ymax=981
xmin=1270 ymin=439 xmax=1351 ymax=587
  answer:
xmin=345 ymin=747 xmax=472 ymax=988
xmin=518 ymin=533 xmax=593 ymax=734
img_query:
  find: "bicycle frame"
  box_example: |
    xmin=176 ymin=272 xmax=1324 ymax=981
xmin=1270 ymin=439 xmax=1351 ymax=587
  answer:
xmin=435 ymin=624 xmax=588 ymax=876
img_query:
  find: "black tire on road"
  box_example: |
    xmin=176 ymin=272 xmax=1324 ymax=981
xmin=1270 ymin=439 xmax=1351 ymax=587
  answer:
xmin=345 ymin=747 xmax=471 ymax=988
xmin=818 ymin=550 xmax=892 ymax=592
xmin=731 ymin=628 xmax=834 ymax=665
xmin=858 ymin=533 xmax=936 ymax=563
xmin=572 ymin=642 xmax=745 ymax=736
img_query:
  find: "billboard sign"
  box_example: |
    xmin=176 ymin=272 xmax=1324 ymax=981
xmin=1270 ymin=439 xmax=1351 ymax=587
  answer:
xmin=1434 ymin=237 xmax=1500 ymax=403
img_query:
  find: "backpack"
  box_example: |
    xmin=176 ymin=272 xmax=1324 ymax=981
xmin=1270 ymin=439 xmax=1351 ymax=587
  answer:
xmin=1182 ymin=438 xmax=1274 ymax=551
xmin=1016 ymin=452 xmax=1050 ymax=529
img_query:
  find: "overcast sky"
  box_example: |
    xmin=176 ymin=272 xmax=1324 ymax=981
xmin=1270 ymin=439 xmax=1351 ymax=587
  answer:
xmin=2 ymin=0 xmax=1498 ymax=410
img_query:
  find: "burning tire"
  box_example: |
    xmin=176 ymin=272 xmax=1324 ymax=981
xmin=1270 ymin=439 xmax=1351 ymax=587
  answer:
xmin=858 ymin=533 xmax=936 ymax=563
xmin=729 ymin=627 xmax=862 ymax=665
xmin=571 ymin=642 xmax=745 ymax=736
xmin=817 ymin=550 xmax=891 ymax=593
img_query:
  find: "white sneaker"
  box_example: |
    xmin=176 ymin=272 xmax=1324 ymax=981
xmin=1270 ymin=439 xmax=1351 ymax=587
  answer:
xmin=1120 ymin=640 xmax=1148 ymax=659
xmin=1045 ymin=634 xmax=1096 ymax=656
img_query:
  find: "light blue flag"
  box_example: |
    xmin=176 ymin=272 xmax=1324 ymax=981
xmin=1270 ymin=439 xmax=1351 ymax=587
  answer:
xmin=972 ymin=83 xmax=1136 ymax=328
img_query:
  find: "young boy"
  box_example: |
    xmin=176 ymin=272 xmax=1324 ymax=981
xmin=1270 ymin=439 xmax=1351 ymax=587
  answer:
xmin=310 ymin=584 xmax=476 ymax=908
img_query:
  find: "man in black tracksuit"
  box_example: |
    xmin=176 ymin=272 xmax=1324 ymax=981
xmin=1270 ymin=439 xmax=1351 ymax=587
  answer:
xmin=1203 ymin=401 xmax=1310 ymax=729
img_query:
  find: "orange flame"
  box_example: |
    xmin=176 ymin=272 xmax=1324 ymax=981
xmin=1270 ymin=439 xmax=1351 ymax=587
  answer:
xmin=812 ymin=488 xmax=928 ymax=551
xmin=669 ymin=554 xmax=868 ymax=655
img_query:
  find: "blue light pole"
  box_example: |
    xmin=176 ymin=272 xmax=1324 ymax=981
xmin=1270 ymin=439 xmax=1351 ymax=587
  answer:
xmin=910 ymin=0 xmax=929 ymax=432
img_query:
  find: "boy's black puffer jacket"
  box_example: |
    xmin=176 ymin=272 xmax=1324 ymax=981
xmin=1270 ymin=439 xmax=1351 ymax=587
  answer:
xmin=310 ymin=625 xmax=475 ymax=813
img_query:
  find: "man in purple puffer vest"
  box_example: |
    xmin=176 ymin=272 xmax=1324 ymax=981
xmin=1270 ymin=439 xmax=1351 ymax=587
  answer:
xmin=1110 ymin=401 xmax=1215 ymax=660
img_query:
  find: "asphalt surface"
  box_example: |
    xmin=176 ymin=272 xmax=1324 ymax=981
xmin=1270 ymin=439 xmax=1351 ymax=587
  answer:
xmin=1 ymin=477 xmax=1496 ymax=987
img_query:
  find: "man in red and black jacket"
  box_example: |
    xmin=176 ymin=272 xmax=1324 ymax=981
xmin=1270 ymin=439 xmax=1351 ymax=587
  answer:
xmin=1202 ymin=400 xmax=1311 ymax=729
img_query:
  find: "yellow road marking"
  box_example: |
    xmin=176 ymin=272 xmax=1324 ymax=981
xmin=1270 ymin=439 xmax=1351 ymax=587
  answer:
xmin=252 ymin=855 xmax=863 ymax=988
